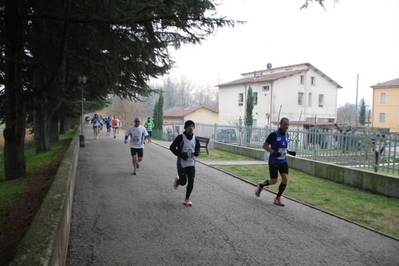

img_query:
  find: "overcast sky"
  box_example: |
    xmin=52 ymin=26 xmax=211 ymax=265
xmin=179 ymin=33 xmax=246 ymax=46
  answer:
xmin=167 ymin=0 xmax=399 ymax=107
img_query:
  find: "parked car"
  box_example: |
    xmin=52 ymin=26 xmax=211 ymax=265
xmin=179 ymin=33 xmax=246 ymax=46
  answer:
xmin=215 ymin=129 xmax=237 ymax=143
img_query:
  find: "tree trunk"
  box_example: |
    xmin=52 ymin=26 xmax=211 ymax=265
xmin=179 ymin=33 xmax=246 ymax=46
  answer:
xmin=33 ymin=101 xmax=52 ymax=154
xmin=59 ymin=117 xmax=66 ymax=134
xmin=3 ymin=0 xmax=28 ymax=180
xmin=50 ymin=115 xmax=59 ymax=143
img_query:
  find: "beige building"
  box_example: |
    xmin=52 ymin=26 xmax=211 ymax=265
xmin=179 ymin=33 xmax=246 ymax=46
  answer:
xmin=371 ymin=78 xmax=399 ymax=133
xmin=217 ymin=63 xmax=342 ymax=128
xmin=163 ymin=105 xmax=218 ymax=134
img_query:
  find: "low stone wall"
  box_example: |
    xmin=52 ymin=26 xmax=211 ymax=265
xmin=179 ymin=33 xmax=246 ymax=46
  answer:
xmin=11 ymin=131 xmax=80 ymax=265
xmin=288 ymin=157 xmax=399 ymax=198
xmin=214 ymin=142 xmax=268 ymax=161
xmin=214 ymin=142 xmax=399 ymax=198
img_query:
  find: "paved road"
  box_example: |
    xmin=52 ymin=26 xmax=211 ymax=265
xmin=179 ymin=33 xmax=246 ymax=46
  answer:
xmin=66 ymin=125 xmax=399 ymax=266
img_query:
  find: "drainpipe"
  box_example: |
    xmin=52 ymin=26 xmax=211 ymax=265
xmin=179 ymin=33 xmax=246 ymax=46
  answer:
xmin=269 ymin=81 xmax=273 ymax=126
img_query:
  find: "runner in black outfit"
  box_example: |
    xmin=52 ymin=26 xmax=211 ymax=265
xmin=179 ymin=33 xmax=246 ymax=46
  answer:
xmin=169 ymin=120 xmax=201 ymax=206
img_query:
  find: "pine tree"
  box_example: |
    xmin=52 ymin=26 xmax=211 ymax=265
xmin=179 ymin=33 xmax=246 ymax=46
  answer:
xmin=245 ymin=86 xmax=254 ymax=126
xmin=157 ymin=91 xmax=164 ymax=131
xmin=359 ymin=98 xmax=366 ymax=126
xmin=245 ymin=86 xmax=254 ymax=142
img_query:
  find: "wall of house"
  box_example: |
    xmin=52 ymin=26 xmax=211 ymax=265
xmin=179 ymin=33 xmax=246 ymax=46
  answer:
xmin=218 ymin=66 xmax=339 ymax=127
xmin=270 ymin=68 xmax=337 ymax=123
xmin=218 ymin=84 xmax=247 ymax=125
xmin=372 ymin=87 xmax=399 ymax=132
xmin=185 ymin=109 xmax=218 ymax=125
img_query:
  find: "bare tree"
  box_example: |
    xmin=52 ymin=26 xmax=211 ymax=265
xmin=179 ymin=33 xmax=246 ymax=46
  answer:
xmin=104 ymin=97 xmax=147 ymax=128
xmin=337 ymin=103 xmax=357 ymax=125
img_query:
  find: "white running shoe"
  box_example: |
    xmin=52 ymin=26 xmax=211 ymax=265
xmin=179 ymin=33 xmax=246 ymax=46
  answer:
xmin=184 ymin=198 xmax=193 ymax=206
xmin=173 ymin=176 xmax=179 ymax=190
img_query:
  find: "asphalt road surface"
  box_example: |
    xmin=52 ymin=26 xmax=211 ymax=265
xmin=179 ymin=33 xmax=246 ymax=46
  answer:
xmin=66 ymin=125 xmax=399 ymax=266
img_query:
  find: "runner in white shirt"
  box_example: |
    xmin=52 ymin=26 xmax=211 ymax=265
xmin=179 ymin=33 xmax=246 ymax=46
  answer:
xmin=124 ymin=117 xmax=149 ymax=175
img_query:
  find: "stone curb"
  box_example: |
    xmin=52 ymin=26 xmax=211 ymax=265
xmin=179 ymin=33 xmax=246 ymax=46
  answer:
xmin=10 ymin=130 xmax=80 ymax=266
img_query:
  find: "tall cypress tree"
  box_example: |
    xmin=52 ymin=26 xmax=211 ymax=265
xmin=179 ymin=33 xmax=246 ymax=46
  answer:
xmin=359 ymin=98 xmax=366 ymax=126
xmin=152 ymin=99 xmax=159 ymax=131
xmin=157 ymin=91 xmax=164 ymax=130
xmin=153 ymin=90 xmax=164 ymax=131
xmin=245 ymin=86 xmax=254 ymax=142
xmin=245 ymin=86 xmax=254 ymax=126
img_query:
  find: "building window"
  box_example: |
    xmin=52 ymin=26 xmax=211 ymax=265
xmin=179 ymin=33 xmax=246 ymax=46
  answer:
xmin=380 ymin=92 xmax=386 ymax=103
xmin=318 ymin=94 xmax=324 ymax=107
xmin=300 ymin=75 xmax=304 ymax=84
xmin=298 ymin=92 xmax=304 ymax=106
xmin=308 ymin=92 xmax=312 ymax=106
xmin=379 ymin=113 xmax=386 ymax=122
xmin=262 ymin=85 xmax=270 ymax=91
xmin=253 ymin=92 xmax=258 ymax=105
xmin=311 ymin=76 xmax=316 ymax=85
xmin=238 ymin=93 xmax=243 ymax=106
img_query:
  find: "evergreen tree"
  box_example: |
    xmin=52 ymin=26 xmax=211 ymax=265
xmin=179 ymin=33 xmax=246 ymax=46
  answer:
xmin=157 ymin=91 xmax=164 ymax=131
xmin=245 ymin=86 xmax=254 ymax=143
xmin=152 ymin=99 xmax=159 ymax=131
xmin=245 ymin=86 xmax=254 ymax=126
xmin=153 ymin=91 xmax=164 ymax=131
xmin=1 ymin=0 xmax=239 ymax=180
xmin=359 ymin=98 xmax=366 ymax=126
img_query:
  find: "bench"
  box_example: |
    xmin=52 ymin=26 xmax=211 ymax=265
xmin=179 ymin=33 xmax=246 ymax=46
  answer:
xmin=196 ymin=136 xmax=210 ymax=154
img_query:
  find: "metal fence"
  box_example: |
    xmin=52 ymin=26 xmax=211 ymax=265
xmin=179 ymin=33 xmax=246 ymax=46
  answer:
xmin=153 ymin=123 xmax=399 ymax=175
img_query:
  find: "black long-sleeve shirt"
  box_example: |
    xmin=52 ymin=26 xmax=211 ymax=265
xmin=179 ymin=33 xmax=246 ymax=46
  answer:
xmin=169 ymin=132 xmax=201 ymax=157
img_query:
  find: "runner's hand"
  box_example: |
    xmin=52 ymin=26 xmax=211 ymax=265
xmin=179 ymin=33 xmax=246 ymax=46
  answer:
xmin=274 ymin=151 xmax=282 ymax=157
xmin=179 ymin=153 xmax=188 ymax=160
xmin=288 ymin=151 xmax=296 ymax=156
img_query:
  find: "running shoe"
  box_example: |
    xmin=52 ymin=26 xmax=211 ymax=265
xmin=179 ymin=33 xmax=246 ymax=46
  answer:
xmin=132 ymin=169 xmax=137 ymax=175
xmin=184 ymin=198 xmax=193 ymax=206
xmin=173 ymin=176 xmax=179 ymax=190
xmin=273 ymin=197 xmax=285 ymax=207
xmin=255 ymin=183 xmax=263 ymax=197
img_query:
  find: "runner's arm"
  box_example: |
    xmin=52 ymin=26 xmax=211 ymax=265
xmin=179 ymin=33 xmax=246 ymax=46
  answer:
xmin=169 ymin=135 xmax=183 ymax=156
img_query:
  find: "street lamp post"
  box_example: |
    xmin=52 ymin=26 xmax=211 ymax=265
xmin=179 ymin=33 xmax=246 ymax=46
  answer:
xmin=77 ymin=75 xmax=87 ymax=147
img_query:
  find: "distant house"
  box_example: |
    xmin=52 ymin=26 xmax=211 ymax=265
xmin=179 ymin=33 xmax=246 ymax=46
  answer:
xmin=163 ymin=105 xmax=218 ymax=134
xmin=217 ymin=63 xmax=342 ymax=129
xmin=370 ymin=78 xmax=399 ymax=133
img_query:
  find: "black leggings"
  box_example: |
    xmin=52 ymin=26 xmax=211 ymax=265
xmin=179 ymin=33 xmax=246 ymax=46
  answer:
xmin=178 ymin=166 xmax=195 ymax=199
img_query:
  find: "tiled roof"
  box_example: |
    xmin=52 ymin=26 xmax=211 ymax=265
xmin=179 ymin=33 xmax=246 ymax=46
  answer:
xmin=217 ymin=69 xmax=307 ymax=87
xmin=217 ymin=63 xmax=342 ymax=88
xmin=370 ymin=78 xmax=399 ymax=88
xmin=163 ymin=105 xmax=218 ymax=117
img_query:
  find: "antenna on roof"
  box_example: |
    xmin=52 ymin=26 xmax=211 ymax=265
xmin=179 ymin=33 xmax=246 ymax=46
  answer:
xmin=267 ymin=63 xmax=272 ymax=69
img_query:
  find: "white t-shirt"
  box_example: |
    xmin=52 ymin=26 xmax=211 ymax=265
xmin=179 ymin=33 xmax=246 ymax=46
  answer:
xmin=125 ymin=125 xmax=148 ymax=149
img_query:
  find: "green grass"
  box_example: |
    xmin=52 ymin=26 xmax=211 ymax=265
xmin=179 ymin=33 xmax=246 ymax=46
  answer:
xmin=0 ymin=128 xmax=76 ymax=224
xmin=200 ymin=149 xmax=255 ymax=161
xmin=198 ymin=147 xmax=399 ymax=239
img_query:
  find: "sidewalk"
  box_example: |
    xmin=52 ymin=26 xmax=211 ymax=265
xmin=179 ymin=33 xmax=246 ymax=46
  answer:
xmin=65 ymin=124 xmax=399 ymax=265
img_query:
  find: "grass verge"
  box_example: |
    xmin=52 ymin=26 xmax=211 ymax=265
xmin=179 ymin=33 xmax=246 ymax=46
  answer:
xmin=198 ymin=148 xmax=399 ymax=239
xmin=0 ymin=128 xmax=76 ymax=265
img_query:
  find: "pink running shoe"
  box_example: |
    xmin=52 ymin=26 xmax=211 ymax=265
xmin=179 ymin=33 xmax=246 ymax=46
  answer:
xmin=273 ymin=197 xmax=285 ymax=207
